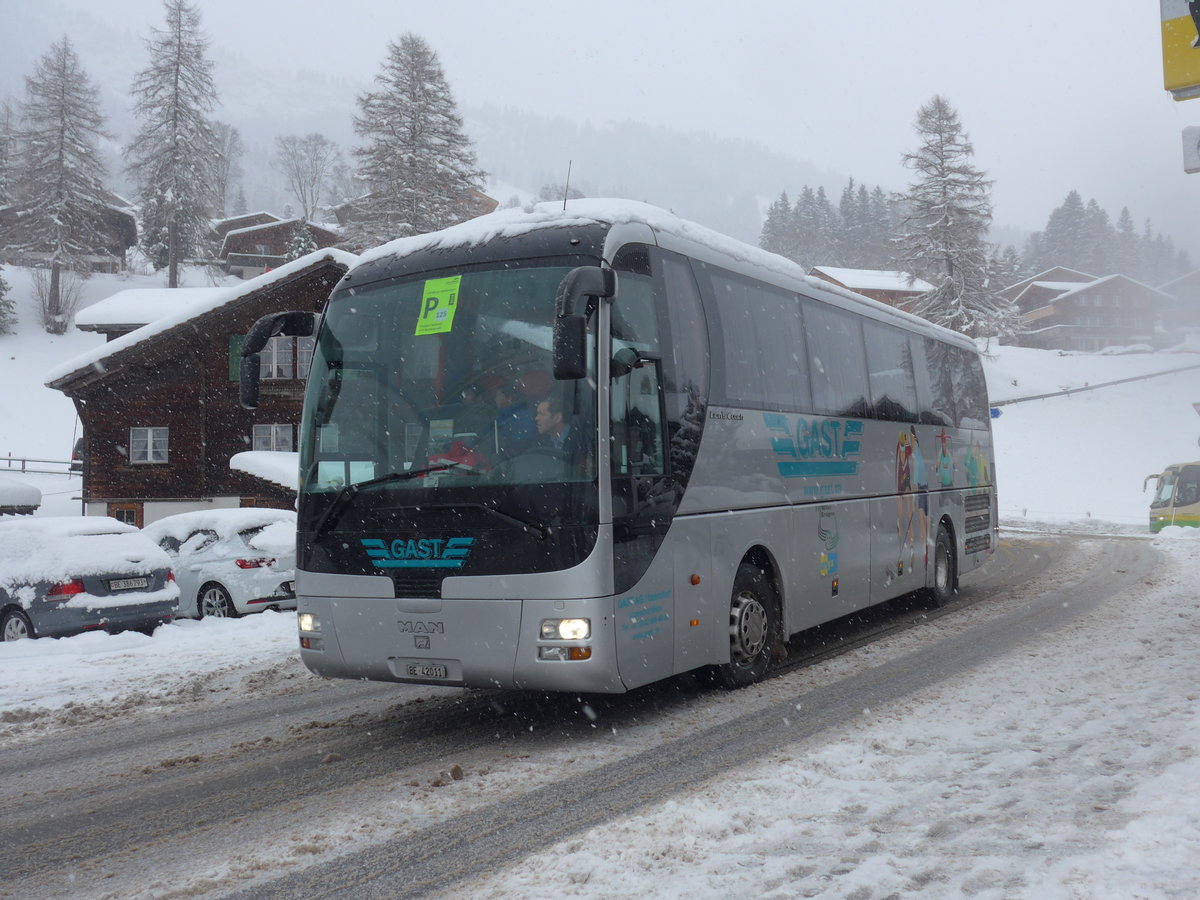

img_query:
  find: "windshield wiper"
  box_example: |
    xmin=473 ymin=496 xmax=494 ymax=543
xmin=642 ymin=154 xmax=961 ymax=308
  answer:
xmin=311 ymin=464 xmax=474 ymax=542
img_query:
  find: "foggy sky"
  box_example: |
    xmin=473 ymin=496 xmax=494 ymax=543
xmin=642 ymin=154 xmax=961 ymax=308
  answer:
xmin=4 ymin=0 xmax=1198 ymax=255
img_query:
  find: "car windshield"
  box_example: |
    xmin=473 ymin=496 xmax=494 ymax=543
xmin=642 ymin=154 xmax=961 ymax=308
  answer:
xmin=298 ymin=261 xmax=598 ymax=511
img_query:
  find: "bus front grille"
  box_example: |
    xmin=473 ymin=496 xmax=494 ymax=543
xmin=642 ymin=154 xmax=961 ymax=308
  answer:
xmin=390 ymin=572 xmax=443 ymax=599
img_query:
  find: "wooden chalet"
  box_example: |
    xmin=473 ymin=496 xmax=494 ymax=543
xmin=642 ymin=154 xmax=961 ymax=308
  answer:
xmin=807 ymin=266 xmax=934 ymax=311
xmin=46 ymin=249 xmax=357 ymax=527
xmin=1157 ymin=270 xmax=1200 ymax=335
xmin=215 ymin=217 xmax=342 ymax=280
xmin=0 ymin=191 xmax=137 ymax=273
xmin=1002 ymin=272 xmax=1172 ymax=351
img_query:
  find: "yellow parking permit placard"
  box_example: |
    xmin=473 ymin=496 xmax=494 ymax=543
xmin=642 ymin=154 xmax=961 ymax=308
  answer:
xmin=1162 ymin=0 xmax=1200 ymax=99
xmin=415 ymin=276 xmax=462 ymax=336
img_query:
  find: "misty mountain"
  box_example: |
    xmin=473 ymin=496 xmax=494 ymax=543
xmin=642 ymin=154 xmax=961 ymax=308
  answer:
xmin=4 ymin=2 xmax=1017 ymax=251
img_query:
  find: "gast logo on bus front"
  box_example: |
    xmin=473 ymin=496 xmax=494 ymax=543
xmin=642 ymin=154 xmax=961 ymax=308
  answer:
xmin=360 ymin=537 xmax=476 ymax=568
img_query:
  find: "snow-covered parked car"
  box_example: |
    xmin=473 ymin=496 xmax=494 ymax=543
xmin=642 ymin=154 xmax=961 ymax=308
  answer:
xmin=0 ymin=516 xmax=179 ymax=641
xmin=141 ymin=509 xmax=297 ymax=618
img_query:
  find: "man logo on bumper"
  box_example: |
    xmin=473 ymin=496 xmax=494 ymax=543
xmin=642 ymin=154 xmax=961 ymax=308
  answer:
xmin=361 ymin=537 xmax=476 ymax=568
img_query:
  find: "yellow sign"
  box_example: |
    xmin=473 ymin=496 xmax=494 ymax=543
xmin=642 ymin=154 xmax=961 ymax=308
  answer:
xmin=1162 ymin=0 xmax=1200 ymax=99
xmin=415 ymin=276 xmax=462 ymax=336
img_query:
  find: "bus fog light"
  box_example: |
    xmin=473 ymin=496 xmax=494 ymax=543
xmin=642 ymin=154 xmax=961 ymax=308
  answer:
xmin=540 ymin=618 xmax=590 ymax=640
xmin=538 ymin=646 xmax=569 ymax=661
xmin=298 ymin=613 xmax=321 ymax=633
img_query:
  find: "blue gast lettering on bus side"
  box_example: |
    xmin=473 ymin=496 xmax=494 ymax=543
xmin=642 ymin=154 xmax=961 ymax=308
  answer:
xmin=764 ymin=413 xmax=864 ymax=478
xmin=360 ymin=537 xmax=476 ymax=568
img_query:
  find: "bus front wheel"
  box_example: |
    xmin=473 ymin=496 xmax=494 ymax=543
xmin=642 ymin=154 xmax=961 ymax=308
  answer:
xmin=719 ymin=563 xmax=780 ymax=689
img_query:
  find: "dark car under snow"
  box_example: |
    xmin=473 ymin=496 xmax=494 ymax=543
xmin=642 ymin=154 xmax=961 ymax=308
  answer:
xmin=0 ymin=516 xmax=179 ymax=641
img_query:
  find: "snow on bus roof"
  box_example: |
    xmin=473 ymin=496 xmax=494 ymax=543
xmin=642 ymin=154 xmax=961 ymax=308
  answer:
xmin=357 ymin=199 xmax=808 ymax=280
xmin=358 ymin=199 xmax=968 ymax=347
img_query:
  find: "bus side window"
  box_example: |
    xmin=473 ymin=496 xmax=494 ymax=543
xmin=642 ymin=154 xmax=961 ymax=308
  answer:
xmin=1177 ymin=468 xmax=1200 ymax=506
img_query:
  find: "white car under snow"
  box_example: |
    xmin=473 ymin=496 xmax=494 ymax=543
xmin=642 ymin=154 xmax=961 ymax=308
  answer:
xmin=142 ymin=508 xmax=297 ymax=618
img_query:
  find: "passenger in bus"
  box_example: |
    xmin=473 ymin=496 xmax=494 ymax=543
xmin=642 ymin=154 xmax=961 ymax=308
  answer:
xmin=492 ymin=379 xmax=538 ymax=456
xmin=535 ymin=394 xmax=573 ymax=449
xmin=536 ymin=393 xmax=595 ymax=477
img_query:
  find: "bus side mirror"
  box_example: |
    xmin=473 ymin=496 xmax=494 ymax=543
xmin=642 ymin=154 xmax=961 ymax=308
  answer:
xmin=611 ymin=346 xmax=642 ymax=378
xmin=553 ymin=266 xmax=615 ymax=381
xmin=553 ymin=316 xmax=588 ymax=380
xmin=239 ymin=310 xmax=317 ymax=409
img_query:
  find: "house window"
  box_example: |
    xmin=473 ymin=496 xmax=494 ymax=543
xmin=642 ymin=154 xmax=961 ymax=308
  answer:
xmin=297 ymin=335 xmax=315 ymax=379
xmin=108 ymin=503 xmax=143 ymax=527
xmin=260 ymin=335 xmax=295 ymax=379
xmin=253 ymin=423 xmax=294 ymax=452
xmin=130 ymin=427 xmax=169 ymax=464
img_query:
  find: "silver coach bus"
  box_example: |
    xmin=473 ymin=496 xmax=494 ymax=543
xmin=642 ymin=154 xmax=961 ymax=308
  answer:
xmin=241 ymin=200 xmax=997 ymax=692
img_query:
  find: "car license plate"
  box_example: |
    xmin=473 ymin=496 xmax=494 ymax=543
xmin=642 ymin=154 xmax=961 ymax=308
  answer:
xmin=407 ymin=663 xmax=448 ymax=679
xmin=109 ymin=577 xmax=149 ymax=591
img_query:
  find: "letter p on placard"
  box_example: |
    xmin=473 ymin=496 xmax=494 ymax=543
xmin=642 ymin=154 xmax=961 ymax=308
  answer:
xmin=415 ymin=275 xmax=463 ymax=335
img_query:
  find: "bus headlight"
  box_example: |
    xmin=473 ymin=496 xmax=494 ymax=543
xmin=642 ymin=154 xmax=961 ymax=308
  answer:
xmin=298 ymin=612 xmax=321 ymax=633
xmin=540 ymin=618 xmax=590 ymax=641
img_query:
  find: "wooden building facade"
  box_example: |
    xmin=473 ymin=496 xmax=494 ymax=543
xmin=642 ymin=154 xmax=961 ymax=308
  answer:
xmin=47 ymin=250 xmax=356 ymax=526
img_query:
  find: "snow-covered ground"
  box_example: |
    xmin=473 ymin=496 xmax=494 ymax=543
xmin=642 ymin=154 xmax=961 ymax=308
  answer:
xmin=1 ymin=263 xmax=1199 ymax=897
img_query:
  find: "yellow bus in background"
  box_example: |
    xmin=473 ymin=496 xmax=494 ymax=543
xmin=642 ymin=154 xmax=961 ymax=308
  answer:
xmin=1146 ymin=461 xmax=1200 ymax=532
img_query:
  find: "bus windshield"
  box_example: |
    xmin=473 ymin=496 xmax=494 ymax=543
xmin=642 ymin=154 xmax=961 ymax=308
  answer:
xmin=298 ymin=261 xmax=597 ymax=526
xmin=1151 ymin=471 xmax=1176 ymax=509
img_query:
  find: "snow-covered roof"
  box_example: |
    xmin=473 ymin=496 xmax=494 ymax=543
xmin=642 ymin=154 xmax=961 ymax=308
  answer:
xmin=210 ymin=211 xmax=281 ymax=229
xmin=75 ymin=288 xmax=231 ymax=331
xmin=46 ymin=248 xmax=358 ymax=388
xmin=810 ymin=266 xmax=933 ymax=293
xmin=229 ymin=451 xmax=299 ymax=491
xmin=1038 ymin=274 xmax=1173 ymax=304
xmin=1026 ymin=280 xmax=1088 ymax=292
xmin=0 ymin=474 xmax=41 ymax=513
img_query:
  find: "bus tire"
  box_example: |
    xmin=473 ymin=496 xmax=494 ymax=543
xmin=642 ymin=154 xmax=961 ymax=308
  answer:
xmin=719 ymin=563 xmax=780 ymax=689
xmin=924 ymin=522 xmax=956 ymax=609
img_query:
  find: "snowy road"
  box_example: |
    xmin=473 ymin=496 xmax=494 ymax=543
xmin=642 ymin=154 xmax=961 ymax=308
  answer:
xmin=0 ymin=534 xmax=1165 ymax=898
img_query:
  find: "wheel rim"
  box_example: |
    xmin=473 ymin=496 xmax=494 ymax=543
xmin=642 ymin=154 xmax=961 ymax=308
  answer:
xmin=200 ymin=588 xmax=231 ymax=617
xmin=729 ymin=591 xmax=768 ymax=664
xmin=3 ymin=614 xmax=30 ymax=641
xmin=935 ymin=540 xmax=951 ymax=593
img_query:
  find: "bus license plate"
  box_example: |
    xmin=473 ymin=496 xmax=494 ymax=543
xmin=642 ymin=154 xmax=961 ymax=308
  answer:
xmin=109 ymin=577 xmax=149 ymax=591
xmin=407 ymin=663 xmax=448 ymax=679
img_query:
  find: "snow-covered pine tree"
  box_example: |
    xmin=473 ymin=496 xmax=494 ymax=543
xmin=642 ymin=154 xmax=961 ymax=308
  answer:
xmin=213 ymin=122 xmax=244 ymax=219
xmin=1113 ymin=207 xmax=1141 ymax=280
xmin=0 ymin=99 xmax=16 ymax=207
xmin=0 ymin=265 xmax=14 ymax=335
xmin=284 ymin=222 xmax=318 ymax=262
xmin=759 ymin=191 xmax=797 ymax=261
xmin=125 ymin=0 xmax=220 ymax=288
xmin=5 ymin=37 xmax=112 ymax=333
xmin=350 ymin=33 xmax=486 ymax=248
xmin=274 ymin=133 xmax=343 ymax=222
xmin=232 ymin=184 xmax=248 ymax=216
xmin=894 ymin=95 xmax=1015 ymax=338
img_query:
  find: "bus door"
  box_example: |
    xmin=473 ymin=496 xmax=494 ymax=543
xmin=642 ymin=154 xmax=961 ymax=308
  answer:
xmin=610 ymin=352 xmax=676 ymax=687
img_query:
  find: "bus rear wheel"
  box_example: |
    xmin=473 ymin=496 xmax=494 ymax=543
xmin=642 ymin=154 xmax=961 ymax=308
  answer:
xmin=924 ymin=523 xmax=956 ymax=609
xmin=719 ymin=563 xmax=780 ymax=689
